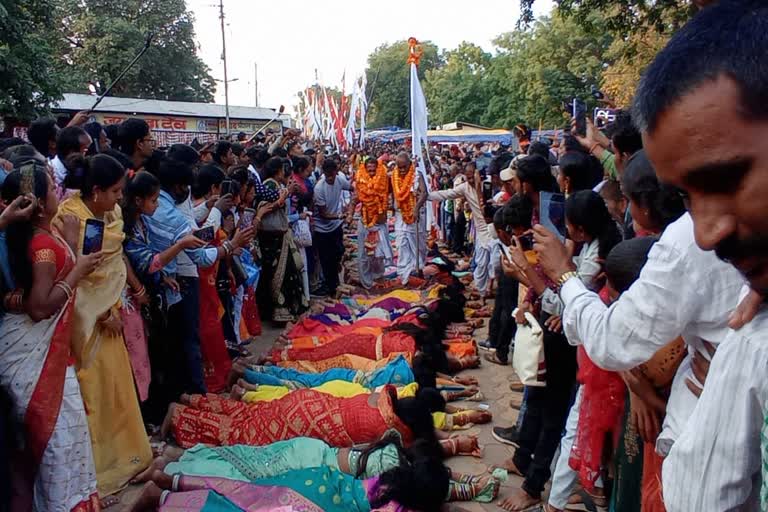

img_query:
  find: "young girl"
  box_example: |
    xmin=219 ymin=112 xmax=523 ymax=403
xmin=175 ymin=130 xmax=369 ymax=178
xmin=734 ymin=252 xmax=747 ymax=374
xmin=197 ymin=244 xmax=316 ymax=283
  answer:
xmin=123 ymin=171 xmax=206 ymax=424
xmin=500 ymin=190 xmax=621 ymax=512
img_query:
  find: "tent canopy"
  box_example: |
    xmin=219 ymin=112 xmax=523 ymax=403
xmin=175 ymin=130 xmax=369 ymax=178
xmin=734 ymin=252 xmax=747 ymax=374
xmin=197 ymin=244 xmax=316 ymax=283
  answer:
xmin=366 ymin=121 xmax=516 ymax=145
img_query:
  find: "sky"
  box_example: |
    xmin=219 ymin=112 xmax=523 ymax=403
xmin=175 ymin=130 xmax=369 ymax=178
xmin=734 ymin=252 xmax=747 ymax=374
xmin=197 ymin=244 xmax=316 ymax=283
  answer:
xmin=187 ymin=0 xmax=553 ymax=113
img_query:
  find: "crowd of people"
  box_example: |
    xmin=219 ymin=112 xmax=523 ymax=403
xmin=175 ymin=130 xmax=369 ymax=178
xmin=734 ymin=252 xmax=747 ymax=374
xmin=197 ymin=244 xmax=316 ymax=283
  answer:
xmin=1 ymin=1 xmax=767 ymax=511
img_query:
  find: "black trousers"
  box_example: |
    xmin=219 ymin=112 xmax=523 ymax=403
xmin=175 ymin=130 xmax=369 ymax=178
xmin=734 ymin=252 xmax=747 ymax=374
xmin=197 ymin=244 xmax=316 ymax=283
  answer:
xmin=168 ymin=277 xmax=207 ymax=395
xmin=488 ymin=271 xmax=518 ymax=362
xmin=452 ymin=212 xmax=466 ymax=255
xmin=513 ymin=311 xmax=577 ymax=499
xmin=314 ymin=226 xmax=345 ymax=295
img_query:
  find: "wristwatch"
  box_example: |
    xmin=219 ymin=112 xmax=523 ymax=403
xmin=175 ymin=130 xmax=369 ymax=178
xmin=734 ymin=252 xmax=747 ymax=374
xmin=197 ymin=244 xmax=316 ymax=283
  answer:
xmin=557 ymin=271 xmax=579 ymax=288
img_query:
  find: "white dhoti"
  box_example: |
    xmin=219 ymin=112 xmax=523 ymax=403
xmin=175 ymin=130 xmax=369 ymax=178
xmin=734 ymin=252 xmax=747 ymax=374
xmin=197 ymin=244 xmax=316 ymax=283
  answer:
xmin=473 ymin=243 xmax=492 ymax=294
xmin=357 ymin=220 xmax=394 ymax=289
xmin=395 ymin=209 xmax=427 ymax=285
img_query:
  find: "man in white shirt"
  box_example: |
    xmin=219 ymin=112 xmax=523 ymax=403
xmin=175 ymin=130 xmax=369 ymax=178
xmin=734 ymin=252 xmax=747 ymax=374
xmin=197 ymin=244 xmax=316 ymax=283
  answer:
xmin=535 ymin=1 xmax=768 ymax=509
xmin=313 ymin=159 xmax=352 ymax=297
xmin=428 ymin=161 xmax=494 ymax=294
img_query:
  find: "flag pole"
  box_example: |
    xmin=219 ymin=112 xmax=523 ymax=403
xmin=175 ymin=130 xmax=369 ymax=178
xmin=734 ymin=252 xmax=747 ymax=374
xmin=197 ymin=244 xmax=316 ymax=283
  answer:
xmin=408 ymin=37 xmax=425 ymax=278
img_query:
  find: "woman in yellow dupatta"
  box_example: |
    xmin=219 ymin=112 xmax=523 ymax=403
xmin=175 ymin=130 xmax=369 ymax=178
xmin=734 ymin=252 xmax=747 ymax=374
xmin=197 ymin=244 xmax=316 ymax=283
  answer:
xmin=53 ymin=154 xmax=151 ymax=499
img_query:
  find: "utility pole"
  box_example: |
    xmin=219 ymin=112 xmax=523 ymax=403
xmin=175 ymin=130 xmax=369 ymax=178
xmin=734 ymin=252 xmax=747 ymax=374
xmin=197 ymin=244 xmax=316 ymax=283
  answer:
xmin=254 ymin=63 xmax=258 ymax=107
xmin=219 ymin=0 xmax=230 ymax=136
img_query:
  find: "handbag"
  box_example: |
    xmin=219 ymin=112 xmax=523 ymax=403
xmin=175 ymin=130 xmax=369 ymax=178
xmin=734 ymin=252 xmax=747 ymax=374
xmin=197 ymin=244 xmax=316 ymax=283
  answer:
xmin=258 ymin=179 xmax=289 ymax=232
xmin=511 ymin=308 xmax=546 ymax=387
xmin=258 ymin=201 xmax=289 ymax=232
xmin=292 ymin=218 xmax=313 ymax=248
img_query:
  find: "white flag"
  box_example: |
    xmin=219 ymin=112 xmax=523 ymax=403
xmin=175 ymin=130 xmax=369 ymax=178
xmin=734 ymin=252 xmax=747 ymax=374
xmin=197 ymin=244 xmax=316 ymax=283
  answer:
xmin=410 ymin=62 xmax=433 ymax=226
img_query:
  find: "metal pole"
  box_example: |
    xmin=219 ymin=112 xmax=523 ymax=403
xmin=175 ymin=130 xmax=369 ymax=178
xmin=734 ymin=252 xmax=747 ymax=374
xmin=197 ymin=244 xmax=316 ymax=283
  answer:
xmin=219 ymin=0 xmax=230 ymax=136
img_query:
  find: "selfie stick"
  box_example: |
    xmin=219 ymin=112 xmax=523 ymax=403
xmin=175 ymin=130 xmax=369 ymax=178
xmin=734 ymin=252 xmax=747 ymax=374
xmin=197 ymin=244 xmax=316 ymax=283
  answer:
xmin=90 ymin=32 xmax=155 ymax=112
xmin=246 ymin=105 xmax=286 ymax=143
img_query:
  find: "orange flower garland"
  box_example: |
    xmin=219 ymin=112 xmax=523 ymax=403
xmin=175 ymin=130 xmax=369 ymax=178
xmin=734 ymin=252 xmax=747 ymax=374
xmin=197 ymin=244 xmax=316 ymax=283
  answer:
xmin=356 ymin=162 xmax=389 ymax=227
xmin=391 ymin=164 xmax=416 ymax=225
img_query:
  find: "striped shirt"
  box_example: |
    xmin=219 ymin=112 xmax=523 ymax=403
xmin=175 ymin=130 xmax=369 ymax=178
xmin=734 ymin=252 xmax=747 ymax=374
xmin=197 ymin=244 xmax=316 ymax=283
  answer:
xmin=662 ymin=307 xmax=768 ymax=511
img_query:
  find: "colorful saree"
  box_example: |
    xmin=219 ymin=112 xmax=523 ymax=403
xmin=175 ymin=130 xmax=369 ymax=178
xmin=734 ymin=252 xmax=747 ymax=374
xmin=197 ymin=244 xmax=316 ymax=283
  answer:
xmin=165 ymin=438 xmax=341 ymax=482
xmin=0 ymin=232 xmax=99 ymax=511
xmin=243 ymin=355 xmax=414 ymax=389
xmin=197 ymin=230 xmax=232 ymax=393
xmin=270 ymin=331 xmax=416 ymax=363
xmin=240 ymin=382 xmax=473 ymax=431
xmin=171 ymin=385 xmax=411 ymax=449
xmin=277 ymin=353 xmax=413 ymax=373
xmin=159 ymin=469 xmax=385 ymax=511
xmin=54 ymin=195 xmax=152 ymax=496
xmin=256 ymin=179 xmax=308 ymax=323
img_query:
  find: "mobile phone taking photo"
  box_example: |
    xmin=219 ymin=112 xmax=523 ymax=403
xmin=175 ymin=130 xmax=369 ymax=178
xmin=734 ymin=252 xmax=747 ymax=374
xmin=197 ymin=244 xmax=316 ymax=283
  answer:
xmin=83 ymin=218 xmax=105 ymax=255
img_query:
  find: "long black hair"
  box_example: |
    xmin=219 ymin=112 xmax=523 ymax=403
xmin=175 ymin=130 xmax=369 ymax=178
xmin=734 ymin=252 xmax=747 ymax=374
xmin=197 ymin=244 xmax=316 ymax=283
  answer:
xmin=1 ymin=163 xmax=51 ymax=293
xmin=122 ymin=171 xmax=160 ymax=235
xmin=390 ymin=386 xmax=444 ymax=446
xmin=620 ymin=150 xmax=685 ymax=231
xmin=64 ymin=153 xmax=126 ymax=200
xmin=369 ymin=451 xmax=450 ymax=512
xmin=565 ymin=190 xmax=622 ymax=260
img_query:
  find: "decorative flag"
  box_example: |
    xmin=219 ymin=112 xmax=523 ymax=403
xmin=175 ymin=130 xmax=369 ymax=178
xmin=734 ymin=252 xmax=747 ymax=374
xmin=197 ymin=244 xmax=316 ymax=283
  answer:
xmin=408 ymin=37 xmax=433 ymax=227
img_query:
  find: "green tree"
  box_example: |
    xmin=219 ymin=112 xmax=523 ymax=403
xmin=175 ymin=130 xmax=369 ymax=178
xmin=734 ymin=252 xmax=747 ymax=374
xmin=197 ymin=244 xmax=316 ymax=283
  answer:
xmin=61 ymin=0 xmax=216 ymax=102
xmin=364 ymin=40 xmax=440 ymax=128
xmin=424 ymin=42 xmax=492 ymax=126
xmin=602 ymin=30 xmax=670 ymax=108
xmin=481 ymin=12 xmax=613 ymax=129
xmin=0 ymin=0 xmax=67 ymax=119
xmin=518 ymin=0 xmax=698 ymax=35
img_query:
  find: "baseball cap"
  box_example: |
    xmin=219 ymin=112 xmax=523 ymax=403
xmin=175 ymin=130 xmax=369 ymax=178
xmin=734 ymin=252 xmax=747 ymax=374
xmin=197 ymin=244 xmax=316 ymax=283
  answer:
xmin=500 ymin=166 xmax=516 ymax=182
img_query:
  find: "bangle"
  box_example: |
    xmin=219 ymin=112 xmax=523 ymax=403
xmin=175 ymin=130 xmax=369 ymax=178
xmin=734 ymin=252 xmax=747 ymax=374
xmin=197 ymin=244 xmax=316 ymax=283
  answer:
xmin=589 ymin=143 xmax=600 ymax=155
xmin=55 ymin=281 xmax=74 ymax=300
xmin=557 ymin=270 xmax=579 ymax=288
xmin=133 ymin=285 xmax=146 ymax=298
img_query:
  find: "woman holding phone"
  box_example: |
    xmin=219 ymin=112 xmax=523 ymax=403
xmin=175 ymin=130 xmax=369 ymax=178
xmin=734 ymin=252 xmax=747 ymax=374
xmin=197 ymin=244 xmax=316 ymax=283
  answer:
xmin=0 ymin=163 xmax=103 ymax=511
xmin=55 ymin=153 xmax=152 ymax=501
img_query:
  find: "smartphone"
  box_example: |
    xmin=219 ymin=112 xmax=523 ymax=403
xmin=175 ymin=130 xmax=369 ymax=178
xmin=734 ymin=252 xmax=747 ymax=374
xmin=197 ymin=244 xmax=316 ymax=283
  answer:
xmin=238 ymin=208 xmax=256 ymax=229
xmin=540 ymin=191 xmax=567 ymax=241
xmin=482 ymin=180 xmax=492 ymax=203
xmin=82 ymin=218 xmax=105 ymax=255
xmin=193 ymin=225 xmax=215 ymax=244
xmin=572 ymin=98 xmax=587 ymax=137
xmin=518 ymin=233 xmax=534 ymax=251
xmin=220 ymin=180 xmax=233 ymax=196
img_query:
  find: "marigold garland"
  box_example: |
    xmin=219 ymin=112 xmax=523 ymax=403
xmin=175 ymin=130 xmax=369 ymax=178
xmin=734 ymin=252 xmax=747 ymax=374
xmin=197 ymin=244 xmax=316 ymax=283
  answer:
xmin=391 ymin=164 xmax=416 ymax=225
xmin=356 ymin=162 xmax=389 ymax=227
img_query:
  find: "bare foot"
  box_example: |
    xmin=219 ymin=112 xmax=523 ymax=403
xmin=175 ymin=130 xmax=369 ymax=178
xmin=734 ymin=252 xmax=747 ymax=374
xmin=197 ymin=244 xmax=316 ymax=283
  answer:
xmin=125 ymin=482 xmax=163 ymax=512
xmin=237 ymin=378 xmax=259 ymax=391
xmin=151 ymin=469 xmax=174 ymax=490
xmin=497 ymin=488 xmax=541 ymax=511
xmin=490 ymin=458 xmax=525 ymax=477
xmin=132 ymin=456 xmax=170 ymax=483
xmin=99 ymin=495 xmax=120 ymax=509
xmin=227 ymin=361 xmax=246 ymax=388
xmin=160 ymin=403 xmax=178 ymax=439
xmin=472 ymin=475 xmax=500 ymax=501
xmin=230 ymin=385 xmax=246 ymax=401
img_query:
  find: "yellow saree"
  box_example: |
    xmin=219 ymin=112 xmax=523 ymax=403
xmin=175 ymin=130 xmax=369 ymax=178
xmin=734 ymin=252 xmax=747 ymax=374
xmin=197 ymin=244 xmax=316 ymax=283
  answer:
xmin=53 ymin=195 xmax=151 ymax=496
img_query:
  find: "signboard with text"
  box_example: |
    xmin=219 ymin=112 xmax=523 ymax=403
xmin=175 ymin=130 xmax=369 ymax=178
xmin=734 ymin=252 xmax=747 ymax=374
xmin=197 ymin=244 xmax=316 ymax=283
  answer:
xmin=92 ymin=113 xmax=282 ymax=134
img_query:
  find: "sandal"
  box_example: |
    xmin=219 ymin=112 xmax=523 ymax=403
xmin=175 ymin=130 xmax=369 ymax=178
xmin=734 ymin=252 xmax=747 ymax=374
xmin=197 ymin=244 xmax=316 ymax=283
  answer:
xmin=484 ymin=353 xmax=508 ymax=366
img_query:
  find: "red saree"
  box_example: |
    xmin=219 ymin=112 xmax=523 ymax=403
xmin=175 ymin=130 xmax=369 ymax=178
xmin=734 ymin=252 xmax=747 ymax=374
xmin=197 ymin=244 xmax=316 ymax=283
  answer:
xmin=270 ymin=331 xmax=416 ymax=363
xmin=197 ymin=231 xmax=232 ymax=393
xmin=171 ymin=385 xmax=410 ymax=449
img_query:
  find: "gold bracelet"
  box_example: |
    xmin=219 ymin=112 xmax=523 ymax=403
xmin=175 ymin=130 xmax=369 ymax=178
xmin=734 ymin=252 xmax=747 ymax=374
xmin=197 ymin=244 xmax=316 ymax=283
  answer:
xmin=557 ymin=270 xmax=579 ymax=288
xmin=54 ymin=281 xmax=74 ymax=300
